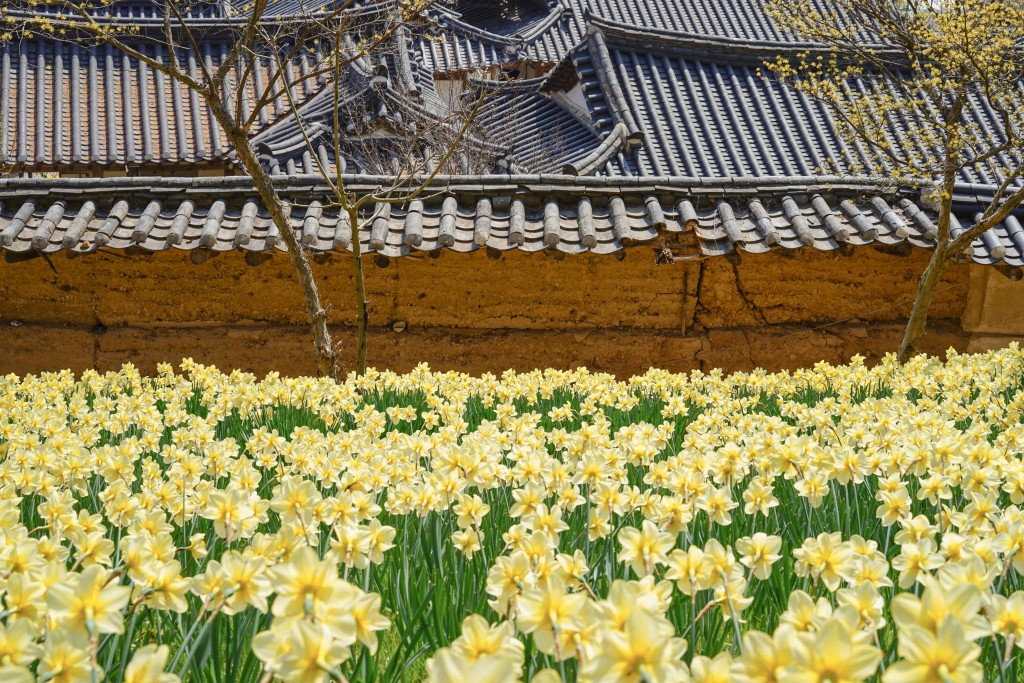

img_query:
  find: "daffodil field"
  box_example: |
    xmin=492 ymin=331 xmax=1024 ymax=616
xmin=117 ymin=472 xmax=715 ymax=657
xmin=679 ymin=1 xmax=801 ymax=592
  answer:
xmin=3 ymin=349 xmax=1024 ymax=683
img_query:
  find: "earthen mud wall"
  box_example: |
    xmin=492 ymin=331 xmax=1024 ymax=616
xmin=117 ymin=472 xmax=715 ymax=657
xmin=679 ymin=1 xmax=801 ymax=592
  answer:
xmin=0 ymin=245 xmax=994 ymax=376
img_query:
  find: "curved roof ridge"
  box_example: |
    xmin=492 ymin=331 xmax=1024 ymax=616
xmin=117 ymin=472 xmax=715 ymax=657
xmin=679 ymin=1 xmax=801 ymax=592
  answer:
xmin=426 ymin=1 xmax=567 ymax=45
xmin=247 ymin=51 xmax=517 ymax=176
xmin=424 ymin=5 xmax=524 ymax=47
xmin=507 ymin=3 xmax=568 ymax=42
xmin=563 ymin=121 xmax=628 ymax=175
xmin=467 ymin=74 xmax=550 ymax=92
xmin=584 ymin=26 xmax=642 ymax=142
xmin=0 ymin=173 xmax=924 ymax=192
xmin=2 ymin=0 xmax=385 ymax=35
xmin=585 ymin=14 xmax=893 ymax=62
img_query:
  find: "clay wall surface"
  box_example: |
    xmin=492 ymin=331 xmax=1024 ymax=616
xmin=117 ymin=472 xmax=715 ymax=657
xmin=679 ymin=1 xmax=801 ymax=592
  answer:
xmin=0 ymin=245 xmax=999 ymax=377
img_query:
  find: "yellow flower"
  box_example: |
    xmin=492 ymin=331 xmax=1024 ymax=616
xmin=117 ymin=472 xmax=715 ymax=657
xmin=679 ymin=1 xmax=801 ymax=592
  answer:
xmin=427 ymin=647 xmax=518 ymax=683
xmin=138 ymin=560 xmax=190 ymax=613
xmin=47 ymin=565 xmax=132 ymax=638
xmin=331 ymin=523 xmax=371 ymax=569
xmin=845 ymin=555 xmax=893 ymax=589
xmin=69 ymin=531 xmax=115 ymax=567
xmin=271 ymin=546 xmax=354 ymax=628
xmin=696 ymin=485 xmax=738 ymax=526
xmin=588 ymin=509 xmax=613 ymax=541
xmin=781 ymin=609 xmax=881 ymax=683
xmin=253 ymin=619 xmax=350 ymax=683
xmin=516 ymin=577 xmax=588 ymax=658
xmin=876 ymin=488 xmax=912 ymax=527
xmin=655 ymin=495 xmax=694 ymax=535
xmin=0 ymin=665 xmax=33 ymax=683
xmin=665 ymin=546 xmax=712 ymax=596
xmin=450 ymin=615 xmax=524 ymax=672
xmin=779 ymin=590 xmax=833 ymax=632
xmin=556 ymin=549 xmax=590 ymax=589
xmin=2 ymin=574 xmax=45 ymax=624
xmin=455 ymin=494 xmax=491 ymax=529
xmin=186 ymin=533 xmax=208 ymax=560
xmin=617 ymin=520 xmax=676 ymax=577
xmin=598 ymin=579 xmax=673 ymax=632
xmin=509 ymin=484 xmax=545 ymax=518
xmin=936 ymin=556 xmax=996 ymax=593
xmin=891 ymin=539 xmax=944 ymax=588
xmin=792 ymin=533 xmax=852 ymax=592
xmin=714 ymin=575 xmax=753 ymax=623
xmin=200 ymin=489 xmax=257 ymax=541
xmin=795 ymin=471 xmax=829 ymax=508
xmin=882 ymin=617 xmax=982 ymax=683
xmin=486 ymin=551 xmax=535 ymax=618
xmin=985 ymin=591 xmax=1024 ymax=647
xmin=220 ymin=551 xmax=273 ymax=615
xmin=123 ymin=645 xmax=180 ymax=683
xmin=836 ymin=581 xmax=886 ymax=631
xmin=891 ymin=577 xmax=988 ymax=641
xmin=701 ymin=539 xmax=740 ymax=588
xmin=918 ymin=473 xmax=952 ymax=505
xmin=270 ymin=477 xmax=322 ymax=526
xmin=527 ymin=504 xmax=570 ymax=538
xmin=38 ymin=636 xmax=96 ymax=683
xmin=365 ymin=519 xmax=396 ymax=565
xmin=893 ymin=515 xmax=938 ymax=546
xmin=736 ymin=533 xmax=782 ymax=580
xmin=580 ymin=606 xmax=688 ymax=683
xmin=530 ymin=670 xmax=562 ymax=683
xmin=691 ymin=652 xmax=733 ymax=683
xmin=349 ymin=592 xmax=391 ymax=655
xmin=732 ymin=627 xmax=795 ymax=683
xmin=452 ymin=528 xmax=483 ymax=560
xmin=0 ymin=620 xmax=40 ymax=667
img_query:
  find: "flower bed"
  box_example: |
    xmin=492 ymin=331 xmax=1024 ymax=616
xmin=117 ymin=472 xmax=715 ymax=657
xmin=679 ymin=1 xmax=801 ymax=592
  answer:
xmin=1 ymin=348 xmax=1023 ymax=682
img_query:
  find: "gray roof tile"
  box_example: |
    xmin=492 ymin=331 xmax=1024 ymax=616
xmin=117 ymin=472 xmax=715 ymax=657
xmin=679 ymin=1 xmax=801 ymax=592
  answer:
xmin=0 ymin=37 xmax=321 ymax=170
xmin=563 ymin=23 xmax=1023 ymax=187
xmin=2 ymin=175 xmax=1022 ymax=267
xmin=3 ymin=0 xmax=1024 ymax=274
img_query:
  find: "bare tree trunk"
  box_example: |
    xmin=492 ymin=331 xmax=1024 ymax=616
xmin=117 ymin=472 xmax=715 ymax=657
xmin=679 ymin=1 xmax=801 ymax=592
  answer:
xmin=225 ymin=127 xmax=340 ymax=380
xmin=347 ymin=205 xmax=369 ymax=374
xmin=897 ymin=242 xmax=949 ymax=363
xmin=896 ymin=164 xmax=959 ymax=365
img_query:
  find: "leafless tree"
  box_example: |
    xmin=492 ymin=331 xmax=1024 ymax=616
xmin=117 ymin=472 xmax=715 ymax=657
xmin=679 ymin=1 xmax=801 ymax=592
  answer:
xmin=766 ymin=0 xmax=1024 ymax=362
xmin=265 ymin=22 xmax=509 ymax=372
xmin=2 ymin=0 xmax=449 ymax=378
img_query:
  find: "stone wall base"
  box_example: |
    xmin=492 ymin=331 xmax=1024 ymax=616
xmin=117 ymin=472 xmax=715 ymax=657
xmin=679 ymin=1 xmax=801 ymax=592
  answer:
xmin=966 ymin=334 xmax=1024 ymax=354
xmin=0 ymin=320 xmax=974 ymax=378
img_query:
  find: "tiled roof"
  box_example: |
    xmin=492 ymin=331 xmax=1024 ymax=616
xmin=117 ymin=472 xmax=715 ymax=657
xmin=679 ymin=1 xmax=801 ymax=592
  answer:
xmin=5 ymin=1 xmax=1017 ymax=184
xmin=250 ymin=48 xmax=608 ymax=176
xmin=447 ymin=0 xmax=558 ymax=37
xmin=0 ymin=37 xmax=324 ymax=171
xmin=15 ymin=1 xmax=224 ymax=21
xmin=575 ymin=26 xmax=855 ymax=179
xmin=409 ymin=0 xmax=831 ymax=69
xmin=17 ymin=0 xmax=347 ymax=22
xmin=2 ymin=0 xmax=1023 ymax=274
xmin=464 ymin=79 xmax=613 ymax=174
xmin=1 ymin=175 xmax=1022 ymax=267
xmin=559 ymin=21 xmax=1022 ymax=185
xmin=411 ymin=21 xmax=519 ymax=75
xmin=512 ymin=0 xmax=849 ymax=64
